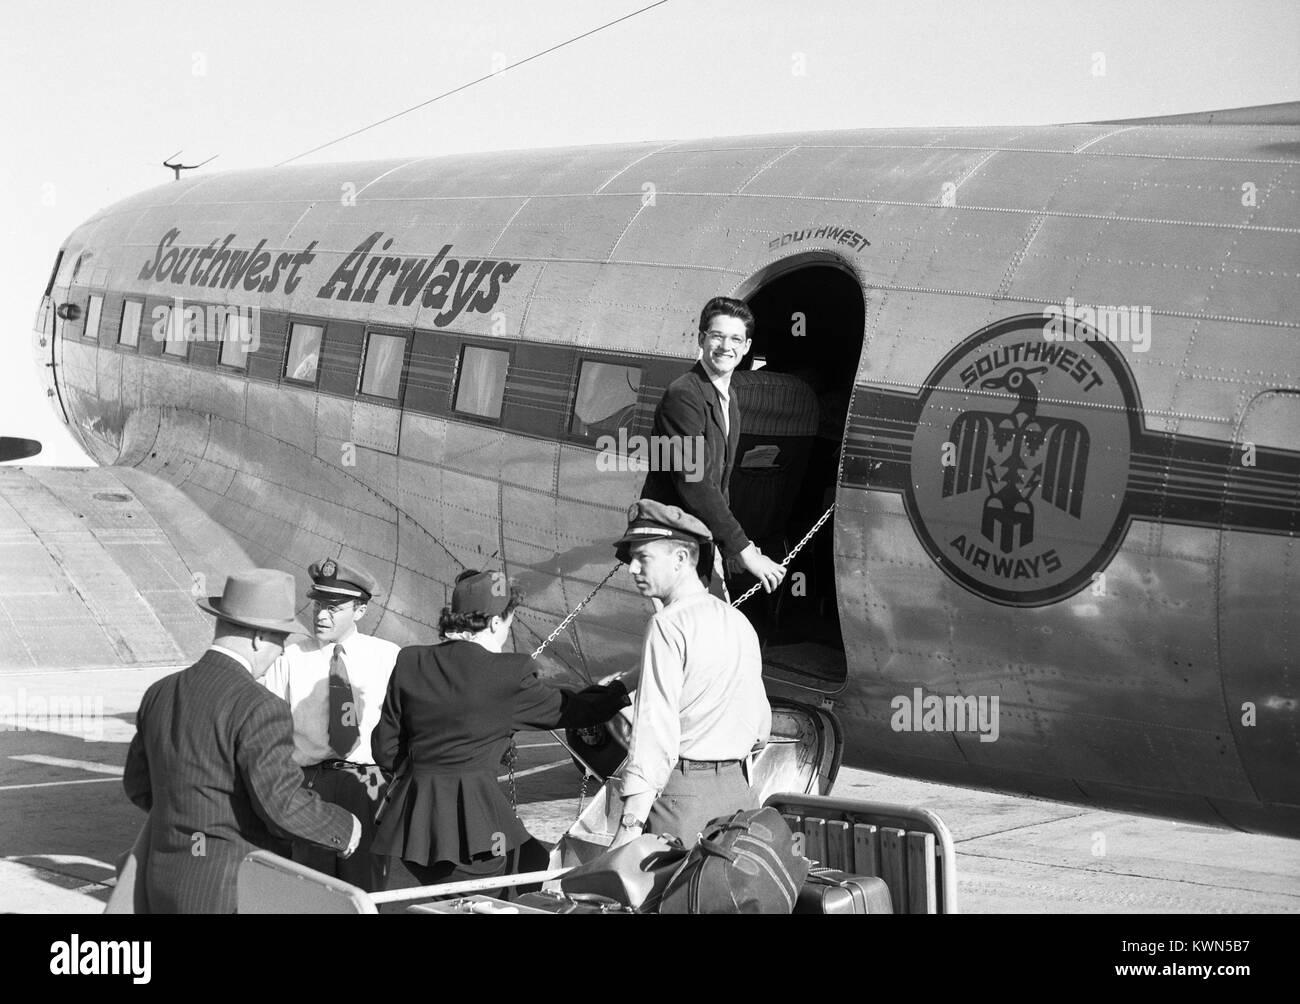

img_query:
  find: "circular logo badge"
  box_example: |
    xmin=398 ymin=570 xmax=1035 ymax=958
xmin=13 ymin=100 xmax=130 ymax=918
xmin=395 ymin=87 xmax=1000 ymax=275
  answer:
xmin=319 ymin=559 xmax=337 ymax=580
xmin=904 ymin=314 xmax=1137 ymax=607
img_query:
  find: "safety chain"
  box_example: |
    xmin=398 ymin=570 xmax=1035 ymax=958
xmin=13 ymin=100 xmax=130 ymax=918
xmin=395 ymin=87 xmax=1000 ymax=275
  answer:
xmin=574 ymin=769 xmax=592 ymax=821
xmin=730 ymin=502 xmax=837 ymax=609
xmin=530 ymin=561 xmax=624 ymax=659
xmin=503 ymin=739 xmax=519 ymax=813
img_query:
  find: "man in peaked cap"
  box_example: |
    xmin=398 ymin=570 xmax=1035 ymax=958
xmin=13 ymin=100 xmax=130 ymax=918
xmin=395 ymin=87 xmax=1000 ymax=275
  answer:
xmin=261 ymin=557 xmax=400 ymax=892
xmin=609 ymin=500 xmax=772 ymax=849
xmin=122 ymin=569 xmax=360 ymax=913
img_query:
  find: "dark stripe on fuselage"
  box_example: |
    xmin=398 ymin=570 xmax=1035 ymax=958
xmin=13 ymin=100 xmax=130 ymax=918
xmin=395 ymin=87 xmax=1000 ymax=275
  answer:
xmin=62 ymin=287 xmax=686 ymax=453
xmin=846 ymin=387 xmax=1300 ymax=536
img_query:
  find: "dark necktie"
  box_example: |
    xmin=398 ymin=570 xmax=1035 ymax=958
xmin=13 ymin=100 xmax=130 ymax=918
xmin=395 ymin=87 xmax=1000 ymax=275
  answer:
xmin=328 ymin=643 xmax=360 ymax=759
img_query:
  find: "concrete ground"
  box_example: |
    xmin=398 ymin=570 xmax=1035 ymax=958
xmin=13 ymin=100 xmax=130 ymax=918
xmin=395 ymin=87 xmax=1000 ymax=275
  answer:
xmin=2 ymin=664 xmax=1297 ymax=913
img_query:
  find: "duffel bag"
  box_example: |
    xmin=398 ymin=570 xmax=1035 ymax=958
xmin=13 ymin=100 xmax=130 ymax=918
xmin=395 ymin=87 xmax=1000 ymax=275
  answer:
xmin=658 ymin=807 xmax=809 ymax=914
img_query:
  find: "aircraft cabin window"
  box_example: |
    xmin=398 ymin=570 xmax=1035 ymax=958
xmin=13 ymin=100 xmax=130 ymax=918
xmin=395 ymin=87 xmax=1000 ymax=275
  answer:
xmin=219 ymin=311 xmax=252 ymax=369
xmin=360 ymin=331 xmax=406 ymax=399
xmin=119 ymin=300 xmax=142 ymax=348
xmin=284 ymin=322 xmax=324 ymax=384
xmin=453 ymin=345 xmax=509 ymax=420
xmin=162 ymin=305 xmax=188 ymax=357
xmin=570 ymin=360 xmax=642 ymax=439
xmin=84 ymin=294 xmax=104 ymax=341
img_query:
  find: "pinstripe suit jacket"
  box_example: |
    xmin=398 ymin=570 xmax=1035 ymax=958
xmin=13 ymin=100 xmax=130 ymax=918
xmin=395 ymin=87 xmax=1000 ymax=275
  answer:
xmin=123 ymin=649 xmax=354 ymax=914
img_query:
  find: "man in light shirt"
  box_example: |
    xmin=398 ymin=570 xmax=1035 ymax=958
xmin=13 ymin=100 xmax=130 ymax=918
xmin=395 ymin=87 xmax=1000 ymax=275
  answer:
xmin=608 ymin=500 xmax=772 ymax=849
xmin=262 ymin=558 xmax=399 ymax=892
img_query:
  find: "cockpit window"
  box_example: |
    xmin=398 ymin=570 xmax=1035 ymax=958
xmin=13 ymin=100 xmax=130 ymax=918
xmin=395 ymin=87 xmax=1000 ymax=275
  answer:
xmin=44 ymin=251 xmax=64 ymax=298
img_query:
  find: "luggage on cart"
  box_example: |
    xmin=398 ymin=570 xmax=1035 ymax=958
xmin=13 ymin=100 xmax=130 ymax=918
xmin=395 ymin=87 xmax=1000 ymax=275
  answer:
xmin=658 ymin=807 xmax=810 ymax=914
xmin=794 ymin=866 xmax=893 ymax=915
xmin=513 ymin=891 xmax=633 ymax=914
xmin=407 ymin=895 xmax=550 ymax=915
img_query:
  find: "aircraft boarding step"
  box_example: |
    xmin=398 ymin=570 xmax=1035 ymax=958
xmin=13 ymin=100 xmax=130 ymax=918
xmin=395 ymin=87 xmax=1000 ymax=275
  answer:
xmin=762 ymin=641 xmax=846 ymax=685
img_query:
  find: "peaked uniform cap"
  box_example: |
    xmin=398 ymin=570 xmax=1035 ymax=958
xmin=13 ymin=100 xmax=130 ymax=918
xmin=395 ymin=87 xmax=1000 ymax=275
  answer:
xmin=613 ymin=499 xmax=713 ymax=564
xmin=307 ymin=558 xmax=379 ymax=601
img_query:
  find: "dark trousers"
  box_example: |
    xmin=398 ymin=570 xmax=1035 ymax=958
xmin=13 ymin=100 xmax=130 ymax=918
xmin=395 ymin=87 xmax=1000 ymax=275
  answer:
xmin=647 ymin=760 xmax=756 ymax=848
xmin=295 ymin=763 xmax=389 ymax=893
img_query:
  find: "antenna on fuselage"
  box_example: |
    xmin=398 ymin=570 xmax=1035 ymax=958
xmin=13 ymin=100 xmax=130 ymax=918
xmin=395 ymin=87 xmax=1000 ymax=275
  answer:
xmin=162 ymin=150 xmax=219 ymax=181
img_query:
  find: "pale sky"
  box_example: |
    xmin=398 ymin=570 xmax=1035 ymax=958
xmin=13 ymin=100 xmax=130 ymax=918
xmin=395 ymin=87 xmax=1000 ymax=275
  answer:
xmin=4 ymin=0 xmax=1297 ymax=464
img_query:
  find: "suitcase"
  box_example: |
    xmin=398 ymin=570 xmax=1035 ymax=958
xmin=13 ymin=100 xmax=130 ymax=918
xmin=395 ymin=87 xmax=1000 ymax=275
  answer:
xmin=407 ymin=895 xmax=550 ymax=915
xmin=794 ymin=867 xmax=893 ymax=915
xmin=513 ymin=891 xmax=633 ymax=914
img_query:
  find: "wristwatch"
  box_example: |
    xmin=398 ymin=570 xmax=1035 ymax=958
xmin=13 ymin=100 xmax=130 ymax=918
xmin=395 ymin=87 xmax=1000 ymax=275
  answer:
xmin=619 ymin=813 xmax=645 ymax=831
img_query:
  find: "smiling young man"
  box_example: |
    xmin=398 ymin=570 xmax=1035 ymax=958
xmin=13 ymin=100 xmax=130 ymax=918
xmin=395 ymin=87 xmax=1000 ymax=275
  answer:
xmin=640 ymin=296 xmax=786 ymax=595
xmin=261 ymin=558 xmax=399 ymax=892
xmin=609 ymin=500 xmax=772 ymax=849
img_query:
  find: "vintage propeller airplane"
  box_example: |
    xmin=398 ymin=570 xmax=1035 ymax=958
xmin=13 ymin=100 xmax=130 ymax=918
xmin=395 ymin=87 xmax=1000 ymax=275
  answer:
xmin=19 ymin=101 xmax=1299 ymax=839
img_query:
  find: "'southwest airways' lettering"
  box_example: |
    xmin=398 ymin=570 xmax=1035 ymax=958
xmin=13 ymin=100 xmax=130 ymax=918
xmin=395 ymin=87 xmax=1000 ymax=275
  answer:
xmin=138 ymin=228 xmax=318 ymax=295
xmin=314 ymin=231 xmax=521 ymax=326
xmin=138 ymin=229 xmax=521 ymax=328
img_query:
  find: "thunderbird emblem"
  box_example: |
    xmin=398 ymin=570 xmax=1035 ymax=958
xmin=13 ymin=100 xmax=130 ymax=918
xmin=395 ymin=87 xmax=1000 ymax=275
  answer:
xmin=902 ymin=315 xmax=1133 ymax=607
xmin=942 ymin=365 xmax=1090 ymax=554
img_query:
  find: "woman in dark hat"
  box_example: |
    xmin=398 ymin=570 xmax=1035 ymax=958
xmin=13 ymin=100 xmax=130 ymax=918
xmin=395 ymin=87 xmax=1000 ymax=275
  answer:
xmin=370 ymin=569 xmax=630 ymax=893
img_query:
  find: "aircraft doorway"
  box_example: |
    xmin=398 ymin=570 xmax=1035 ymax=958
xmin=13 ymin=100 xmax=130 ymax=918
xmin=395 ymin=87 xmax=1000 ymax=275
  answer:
xmin=728 ymin=258 xmax=864 ymax=692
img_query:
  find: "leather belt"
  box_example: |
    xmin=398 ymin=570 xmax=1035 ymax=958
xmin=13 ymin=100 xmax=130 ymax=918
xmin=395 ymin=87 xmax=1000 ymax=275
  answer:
xmin=313 ymin=759 xmax=370 ymax=771
xmin=678 ymin=758 xmax=741 ymax=772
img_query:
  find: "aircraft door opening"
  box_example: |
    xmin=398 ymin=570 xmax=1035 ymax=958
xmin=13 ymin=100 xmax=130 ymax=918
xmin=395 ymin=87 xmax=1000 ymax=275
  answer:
xmin=731 ymin=258 xmax=865 ymax=693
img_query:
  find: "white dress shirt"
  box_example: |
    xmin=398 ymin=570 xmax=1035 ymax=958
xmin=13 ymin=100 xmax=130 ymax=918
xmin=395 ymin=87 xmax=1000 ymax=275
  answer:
xmin=709 ymin=373 xmax=732 ymax=436
xmin=262 ymin=629 xmax=400 ymax=766
xmin=621 ymin=591 xmax=772 ymax=800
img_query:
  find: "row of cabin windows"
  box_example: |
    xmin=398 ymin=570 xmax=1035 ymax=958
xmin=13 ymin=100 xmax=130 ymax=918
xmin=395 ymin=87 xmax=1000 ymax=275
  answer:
xmin=79 ymin=294 xmax=643 ymax=439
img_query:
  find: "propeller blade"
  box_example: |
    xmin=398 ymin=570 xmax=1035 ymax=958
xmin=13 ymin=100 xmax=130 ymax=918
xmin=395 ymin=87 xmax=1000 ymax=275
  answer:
xmin=0 ymin=438 xmax=42 ymax=462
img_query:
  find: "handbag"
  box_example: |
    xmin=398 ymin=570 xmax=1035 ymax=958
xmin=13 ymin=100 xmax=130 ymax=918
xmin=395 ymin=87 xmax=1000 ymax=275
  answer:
xmin=559 ymin=832 xmax=688 ymax=911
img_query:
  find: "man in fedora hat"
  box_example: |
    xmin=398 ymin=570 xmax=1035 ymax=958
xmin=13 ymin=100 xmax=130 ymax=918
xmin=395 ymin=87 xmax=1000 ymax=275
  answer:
xmin=262 ymin=558 xmax=399 ymax=892
xmin=609 ymin=500 xmax=772 ymax=849
xmin=122 ymin=568 xmax=361 ymax=913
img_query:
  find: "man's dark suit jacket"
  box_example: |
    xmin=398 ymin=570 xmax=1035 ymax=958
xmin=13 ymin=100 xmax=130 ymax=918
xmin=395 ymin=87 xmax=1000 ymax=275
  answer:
xmin=123 ymin=649 xmax=354 ymax=914
xmin=641 ymin=361 xmax=748 ymax=558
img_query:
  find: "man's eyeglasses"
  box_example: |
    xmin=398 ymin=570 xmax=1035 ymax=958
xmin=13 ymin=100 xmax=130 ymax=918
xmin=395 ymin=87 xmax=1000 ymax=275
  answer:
xmin=313 ymin=599 xmax=356 ymax=615
xmin=703 ymin=330 xmax=748 ymax=348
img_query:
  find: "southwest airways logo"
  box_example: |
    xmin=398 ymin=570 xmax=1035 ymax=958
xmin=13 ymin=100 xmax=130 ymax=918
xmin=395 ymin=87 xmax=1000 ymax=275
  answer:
xmin=905 ymin=315 xmax=1134 ymax=607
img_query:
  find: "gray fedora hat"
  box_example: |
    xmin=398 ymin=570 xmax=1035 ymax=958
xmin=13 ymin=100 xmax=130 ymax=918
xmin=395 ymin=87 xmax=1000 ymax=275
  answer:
xmin=195 ymin=568 xmax=310 ymax=636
